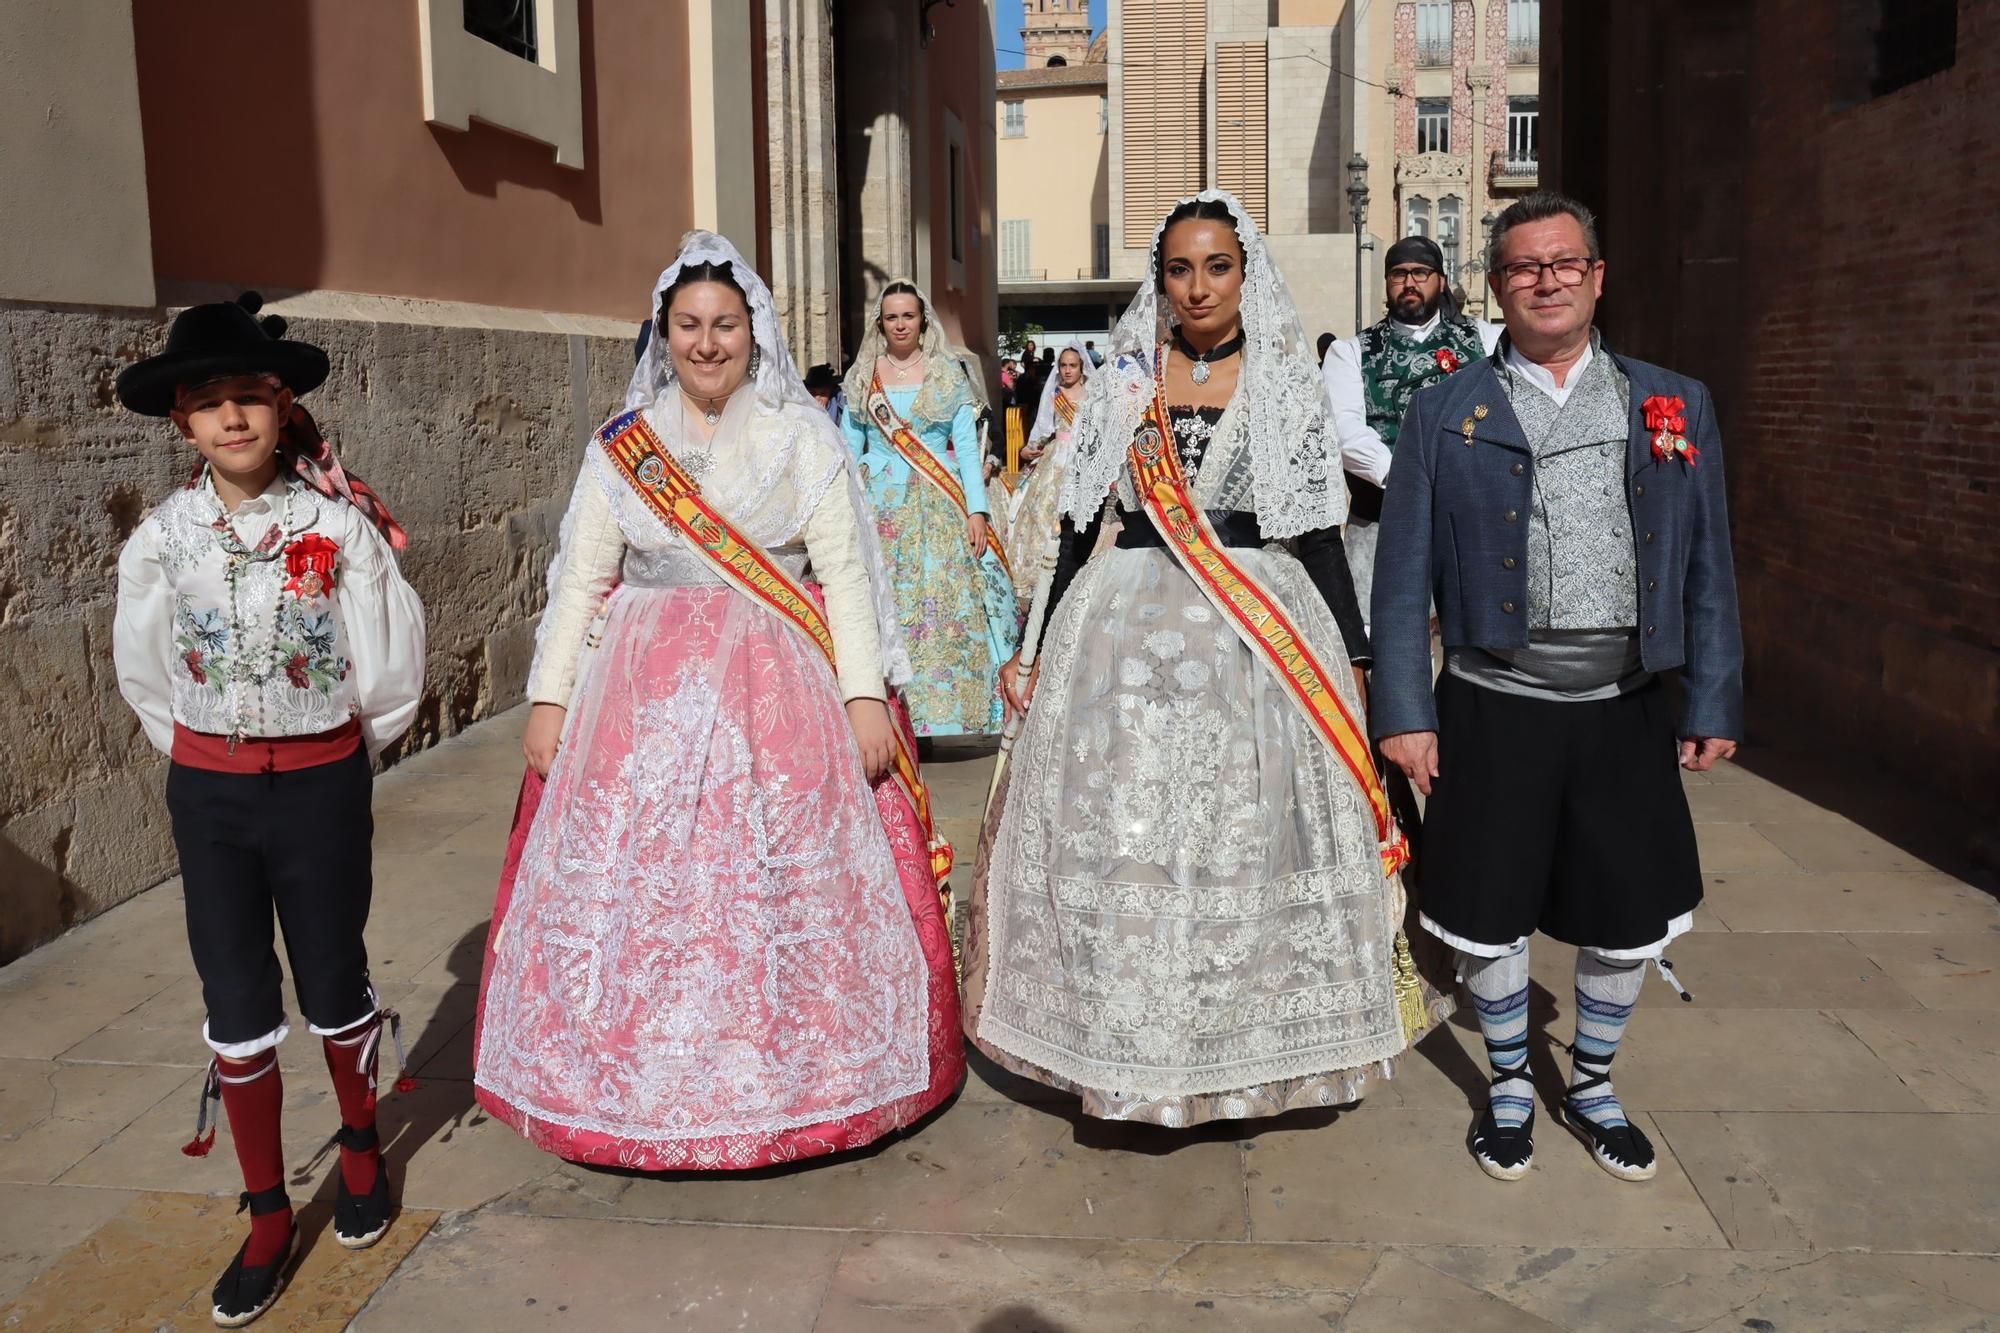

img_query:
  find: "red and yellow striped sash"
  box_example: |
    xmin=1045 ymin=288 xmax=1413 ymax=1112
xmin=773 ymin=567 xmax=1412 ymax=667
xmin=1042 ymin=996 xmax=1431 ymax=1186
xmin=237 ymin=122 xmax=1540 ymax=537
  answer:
xmin=1124 ymin=372 xmax=1409 ymax=878
xmin=1053 ymin=389 xmax=1078 ymax=427
xmin=865 ymin=372 xmax=1014 ymax=580
xmin=601 ymin=409 xmax=954 ymax=887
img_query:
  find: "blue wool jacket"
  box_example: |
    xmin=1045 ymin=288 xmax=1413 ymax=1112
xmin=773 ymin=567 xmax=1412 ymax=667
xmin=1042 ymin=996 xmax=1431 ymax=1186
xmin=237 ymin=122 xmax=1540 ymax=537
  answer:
xmin=1368 ymin=345 xmax=1745 ymax=742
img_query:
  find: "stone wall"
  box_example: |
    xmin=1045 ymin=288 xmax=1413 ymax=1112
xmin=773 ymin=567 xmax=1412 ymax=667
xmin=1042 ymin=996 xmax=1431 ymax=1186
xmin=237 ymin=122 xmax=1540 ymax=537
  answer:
xmin=0 ymin=299 xmax=630 ymax=961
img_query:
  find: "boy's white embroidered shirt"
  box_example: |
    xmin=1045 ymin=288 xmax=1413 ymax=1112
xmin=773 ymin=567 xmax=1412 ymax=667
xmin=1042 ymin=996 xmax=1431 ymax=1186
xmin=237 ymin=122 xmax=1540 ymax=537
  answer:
xmin=114 ymin=473 xmax=426 ymax=756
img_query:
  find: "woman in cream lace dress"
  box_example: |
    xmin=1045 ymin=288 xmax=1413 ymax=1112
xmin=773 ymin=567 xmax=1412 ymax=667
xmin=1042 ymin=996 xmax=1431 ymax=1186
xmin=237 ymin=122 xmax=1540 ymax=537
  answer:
xmin=964 ymin=192 xmax=1452 ymax=1127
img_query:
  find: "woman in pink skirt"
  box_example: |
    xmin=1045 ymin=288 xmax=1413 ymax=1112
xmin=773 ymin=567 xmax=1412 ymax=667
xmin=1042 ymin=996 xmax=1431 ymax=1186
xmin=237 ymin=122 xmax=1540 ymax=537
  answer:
xmin=474 ymin=233 xmax=962 ymax=1170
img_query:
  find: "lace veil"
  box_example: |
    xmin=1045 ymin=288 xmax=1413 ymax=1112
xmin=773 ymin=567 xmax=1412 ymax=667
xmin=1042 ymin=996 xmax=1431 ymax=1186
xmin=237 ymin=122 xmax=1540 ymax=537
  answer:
xmin=1029 ymin=337 xmax=1098 ymax=443
xmin=1056 ymin=188 xmax=1345 ymax=540
xmin=537 ymin=230 xmax=913 ymax=686
xmin=841 ymin=279 xmax=979 ymax=433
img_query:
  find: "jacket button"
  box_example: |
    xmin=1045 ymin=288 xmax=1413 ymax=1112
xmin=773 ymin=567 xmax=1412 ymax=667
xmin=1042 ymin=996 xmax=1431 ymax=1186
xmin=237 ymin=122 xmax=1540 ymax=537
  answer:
xmin=1635 ymin=484 xmax=1646 ymax=498
xmin=1645 ymin=531 xmax=1656 ymax=544
xmin=1504 ymin=509 xmax=1518 ymax=523
xmin=1502 ymin=556 xmax=1517 ymax=569
xmin=1648 ymin=578 xmax=1658 ymax=591
xmin=1647 ymin=625 xmax=1657 ymax=637
xmin=1510 ymin=463 xmax=1524 ymax=476
xmin=1501 ymin=600 xmax=1516 ymax=613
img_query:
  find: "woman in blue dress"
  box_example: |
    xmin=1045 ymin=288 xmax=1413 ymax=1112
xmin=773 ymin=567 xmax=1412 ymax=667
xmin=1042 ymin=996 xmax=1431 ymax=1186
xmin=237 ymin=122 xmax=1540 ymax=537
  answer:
xmin=842 ymin=281 xmax=1017 ymax=737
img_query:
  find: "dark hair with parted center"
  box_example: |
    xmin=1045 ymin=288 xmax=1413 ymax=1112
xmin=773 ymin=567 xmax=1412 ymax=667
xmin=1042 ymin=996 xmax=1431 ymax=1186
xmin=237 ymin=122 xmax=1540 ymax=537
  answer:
xmin=877 ymin=280 xmax=927 ymax=335
xmin=1153 ymin=196 xmax=1245 ymax=293
xmin=1485 ymin=191 xmax=1601 ymax=273
xmin=658 ymin=260 xmax=747 ymax=322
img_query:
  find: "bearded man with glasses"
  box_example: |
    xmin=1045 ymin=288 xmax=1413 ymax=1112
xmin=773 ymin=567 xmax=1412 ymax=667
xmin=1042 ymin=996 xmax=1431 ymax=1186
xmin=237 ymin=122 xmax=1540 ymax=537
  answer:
xmin=1322 ymin=235 xmax=1501 ymax=629
xmin=1369 ymin=191 xmax=1743 ymax=1186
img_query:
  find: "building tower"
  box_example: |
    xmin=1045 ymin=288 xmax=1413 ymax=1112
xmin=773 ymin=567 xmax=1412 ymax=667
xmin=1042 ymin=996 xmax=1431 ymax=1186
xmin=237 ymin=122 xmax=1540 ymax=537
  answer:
xmin=1022 ymin=0 xmax=1093 ymax=67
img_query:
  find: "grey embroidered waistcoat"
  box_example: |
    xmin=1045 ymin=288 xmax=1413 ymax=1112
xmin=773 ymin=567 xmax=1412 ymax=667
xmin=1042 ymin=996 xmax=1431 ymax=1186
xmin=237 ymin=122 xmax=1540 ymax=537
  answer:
xmin=1499 ymin=350 xmax=1639 ymax=630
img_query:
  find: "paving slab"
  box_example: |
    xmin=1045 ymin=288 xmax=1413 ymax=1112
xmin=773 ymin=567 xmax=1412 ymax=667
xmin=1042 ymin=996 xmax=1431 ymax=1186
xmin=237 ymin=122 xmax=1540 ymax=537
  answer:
xmin=1693 ymin=823 xmax=1800 ymax=873
xmin=0 ymin=1059 xmax=195 ymax=1185
xmin=1410 ymin=1246 xmax=2000 ymax=1332
xmin=1844 ymin=931 xmax=2000 ymax=1010
xmin=1837 ymin=1008 xmax=2000 ymax=1112
xmin=0 ymin=1182 xmax=141 ymax=1304
xmin=1244 ymin=1108 xmax=1725 ymax=1248
xmin=499 ymin=1100 xmax=1251 ymax=1243
xmin=1755 ymin=819 xmax=1961 ymax=877
xmin=1701 ymin=870 xmax=1999 ymax=933
xmin=353 ymin=1212 xmax=843 ymax=1331
xmin=1337 ymin=1250 xmax=1566 ymax=1331
xmin=1 ymin=1190 xmax=435 ymax=1332
xmin=1654 ymin=1110 xmax=2000 ymax=1253
xmin=817 ymin=1232 xmax=1371 ymax=1332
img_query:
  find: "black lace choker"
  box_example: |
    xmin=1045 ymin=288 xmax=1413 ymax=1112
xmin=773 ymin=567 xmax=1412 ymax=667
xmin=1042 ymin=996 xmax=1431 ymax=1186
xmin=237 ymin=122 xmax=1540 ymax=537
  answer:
xmin=1173 ymin=330 xmax=1246 ymax=385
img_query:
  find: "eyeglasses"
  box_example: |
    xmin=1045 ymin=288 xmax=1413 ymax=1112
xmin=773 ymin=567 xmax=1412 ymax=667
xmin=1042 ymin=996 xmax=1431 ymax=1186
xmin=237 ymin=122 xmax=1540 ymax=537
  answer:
xmin=1387 ymin=266 xmax=1439 ymax=286
xmin=1498 ymin=257 xmax=1598 ymax=290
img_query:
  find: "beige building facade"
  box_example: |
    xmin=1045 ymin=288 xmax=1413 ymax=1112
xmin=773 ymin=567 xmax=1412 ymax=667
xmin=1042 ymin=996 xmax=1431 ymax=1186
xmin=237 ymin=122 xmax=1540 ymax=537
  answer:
xmin=0 ymin=0 xmax=997 ymax=961
xmin=1106 ymin=1 xmax=1379 ymax=340
xmin=1351 ymin=0 xmax=1541 ymax=318
xmin=995 ymin=10 xmax=1120 ymax=344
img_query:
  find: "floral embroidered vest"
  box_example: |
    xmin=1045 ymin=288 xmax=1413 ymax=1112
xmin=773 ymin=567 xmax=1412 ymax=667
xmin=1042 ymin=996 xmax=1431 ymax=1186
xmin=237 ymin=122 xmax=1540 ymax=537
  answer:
xmin=151 ymin=481 xmax=360 ymax=740
xmin=1358 ymin=314 xmax=1488 ymax=451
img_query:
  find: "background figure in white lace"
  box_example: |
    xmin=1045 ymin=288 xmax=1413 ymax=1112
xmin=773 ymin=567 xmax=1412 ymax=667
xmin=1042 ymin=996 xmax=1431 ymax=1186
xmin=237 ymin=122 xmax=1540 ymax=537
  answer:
xmin=1005 ymin=339 xmax=1114 ymax=607
xmin=475 ymin=233 xmax=963 ymax=1170
xmin=962 ymin=192 xmax=1454 ymax=1127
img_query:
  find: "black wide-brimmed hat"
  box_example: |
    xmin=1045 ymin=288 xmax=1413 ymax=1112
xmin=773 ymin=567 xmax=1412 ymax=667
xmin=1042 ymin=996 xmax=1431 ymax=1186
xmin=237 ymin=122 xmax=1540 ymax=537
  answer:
xmin=116 ymin=292 xmax=329 ymax=417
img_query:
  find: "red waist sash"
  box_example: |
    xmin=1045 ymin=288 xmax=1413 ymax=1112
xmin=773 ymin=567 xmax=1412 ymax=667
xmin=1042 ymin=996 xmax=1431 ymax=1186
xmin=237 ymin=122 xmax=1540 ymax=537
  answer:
xmin=172 ymin=718 xmax=362 ymax=773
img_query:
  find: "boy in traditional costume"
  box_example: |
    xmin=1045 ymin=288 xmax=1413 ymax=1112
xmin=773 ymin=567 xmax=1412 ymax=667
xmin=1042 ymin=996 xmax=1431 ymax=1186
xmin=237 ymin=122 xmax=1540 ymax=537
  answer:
xmin=113 ymin=294 xmax=426 ymax=1325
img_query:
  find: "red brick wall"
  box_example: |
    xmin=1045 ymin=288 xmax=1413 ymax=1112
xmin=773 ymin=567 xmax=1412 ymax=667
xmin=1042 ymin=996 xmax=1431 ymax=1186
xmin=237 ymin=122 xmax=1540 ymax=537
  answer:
xmin=1548 ymin=0 xmax=2000 ymax=807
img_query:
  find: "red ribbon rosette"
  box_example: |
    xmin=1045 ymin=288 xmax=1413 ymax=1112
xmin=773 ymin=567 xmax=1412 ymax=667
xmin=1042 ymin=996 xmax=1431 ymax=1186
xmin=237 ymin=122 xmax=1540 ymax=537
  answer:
xmin=284 ymin=533 xmax=341 ymax=599
xmin=1642 ymin=394 xmax=1698 ymax=467
xmin=1435 ymin=347 xmax=1460 ymax=374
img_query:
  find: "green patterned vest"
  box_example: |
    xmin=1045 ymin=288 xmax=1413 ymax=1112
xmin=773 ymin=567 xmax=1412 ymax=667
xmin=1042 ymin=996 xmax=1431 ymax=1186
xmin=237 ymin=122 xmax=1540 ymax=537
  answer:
xmin=1358 ymin=314 xmax=1488 ymax=450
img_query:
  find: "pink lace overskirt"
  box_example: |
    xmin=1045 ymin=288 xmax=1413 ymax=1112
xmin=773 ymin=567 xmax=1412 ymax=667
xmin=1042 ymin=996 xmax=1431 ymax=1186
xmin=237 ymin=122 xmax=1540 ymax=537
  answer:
xmin=473 ymin=585 xmax=963 ymax=1170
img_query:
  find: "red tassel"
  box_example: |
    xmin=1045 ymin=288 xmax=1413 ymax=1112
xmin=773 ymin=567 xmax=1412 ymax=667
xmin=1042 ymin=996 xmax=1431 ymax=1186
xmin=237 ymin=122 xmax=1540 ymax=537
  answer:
xmin=182 ymin=1126 xmax=216 ymax=1157
xmin=394 ymin=1073 xmax=419 ymax=1094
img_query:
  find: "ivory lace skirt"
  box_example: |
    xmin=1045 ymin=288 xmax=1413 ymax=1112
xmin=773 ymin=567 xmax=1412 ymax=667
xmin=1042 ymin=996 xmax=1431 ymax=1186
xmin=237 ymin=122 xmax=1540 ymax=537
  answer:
xmin=965 ymin=545 xmax=1452 ymax=1127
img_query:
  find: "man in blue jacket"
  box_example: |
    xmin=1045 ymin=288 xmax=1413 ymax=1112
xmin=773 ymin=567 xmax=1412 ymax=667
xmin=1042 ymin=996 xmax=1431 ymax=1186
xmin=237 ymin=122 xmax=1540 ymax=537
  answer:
xmin=1371 ymin=192 xmax=1743 ymax=1186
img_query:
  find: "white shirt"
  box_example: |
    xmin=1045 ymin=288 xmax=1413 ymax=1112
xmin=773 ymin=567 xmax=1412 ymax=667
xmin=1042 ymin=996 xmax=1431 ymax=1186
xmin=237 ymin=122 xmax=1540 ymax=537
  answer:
xmin=114 ymin=472 xmax=426 ymax=755
xmin=1321 ymin=313 xmax=1504 ymax=486
xmin=1504 ymin=337 xmax=1595 ymax=408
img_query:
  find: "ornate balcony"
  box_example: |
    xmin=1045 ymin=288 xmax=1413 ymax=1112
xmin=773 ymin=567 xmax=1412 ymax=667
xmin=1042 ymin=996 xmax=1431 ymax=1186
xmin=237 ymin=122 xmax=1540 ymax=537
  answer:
xmin=1396 ymin=152 xmax=1471 ymax=186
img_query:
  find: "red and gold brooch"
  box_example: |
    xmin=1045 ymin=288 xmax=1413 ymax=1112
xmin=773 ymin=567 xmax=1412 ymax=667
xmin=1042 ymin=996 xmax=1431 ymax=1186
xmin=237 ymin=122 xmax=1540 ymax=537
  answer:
xmin=1643 ymin=395 xmax=1699 ymax=467
xmin=283 ymin=533 xmax=341 ymax=600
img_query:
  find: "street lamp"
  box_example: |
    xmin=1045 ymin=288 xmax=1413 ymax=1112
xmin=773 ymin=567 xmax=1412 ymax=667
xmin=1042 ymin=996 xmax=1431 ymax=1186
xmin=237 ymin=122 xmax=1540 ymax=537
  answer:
xmin=1345 ymin=154 xmax=1370 ymax=334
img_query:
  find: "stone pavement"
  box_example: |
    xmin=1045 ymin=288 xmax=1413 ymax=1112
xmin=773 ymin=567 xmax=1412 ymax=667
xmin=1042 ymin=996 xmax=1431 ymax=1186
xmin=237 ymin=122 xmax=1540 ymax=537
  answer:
xmin=3 ymin=709 xmax=1997 ymax=1331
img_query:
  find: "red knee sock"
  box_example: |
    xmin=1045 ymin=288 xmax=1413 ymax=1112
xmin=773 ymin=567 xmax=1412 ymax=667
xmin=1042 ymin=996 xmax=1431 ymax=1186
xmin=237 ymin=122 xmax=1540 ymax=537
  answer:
xmin=216 ymin=1052 xmax=292 ymax=1266
xmin=322 ymin=1020 xmax=380 ymax=1195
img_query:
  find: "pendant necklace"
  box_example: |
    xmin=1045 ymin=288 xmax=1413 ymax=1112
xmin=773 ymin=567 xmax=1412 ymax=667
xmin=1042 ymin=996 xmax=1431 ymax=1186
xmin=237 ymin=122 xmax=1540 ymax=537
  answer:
xmin=207 ymin=482 xmax=302 ymax=751
xmin=1174 ymin=329 xmax=1246 ymax=386
xmin=885 ymin=350 xmax=923 ymax=381
xmin=678 ymin=392 xmax=727 ymax=477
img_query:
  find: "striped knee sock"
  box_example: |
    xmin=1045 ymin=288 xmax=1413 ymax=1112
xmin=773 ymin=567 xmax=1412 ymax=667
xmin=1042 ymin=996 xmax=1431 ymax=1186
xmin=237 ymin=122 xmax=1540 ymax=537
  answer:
xmin=1569 ymin=951 xmax=1647 ymax=1129
xmin=1460 ymin=945 xmax=1533 ymax=1130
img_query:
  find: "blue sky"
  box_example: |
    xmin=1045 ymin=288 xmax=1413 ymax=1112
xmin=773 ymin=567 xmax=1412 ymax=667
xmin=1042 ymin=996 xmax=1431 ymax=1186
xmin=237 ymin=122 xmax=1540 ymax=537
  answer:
xmin=995 ymin=0 xmax=1106 ymax=70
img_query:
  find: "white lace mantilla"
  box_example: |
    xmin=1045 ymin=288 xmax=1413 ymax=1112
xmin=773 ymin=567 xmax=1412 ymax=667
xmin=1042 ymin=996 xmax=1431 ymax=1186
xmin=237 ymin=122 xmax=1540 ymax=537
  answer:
xmin=1060 ymin=188 xmax=1346 ymax=539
